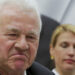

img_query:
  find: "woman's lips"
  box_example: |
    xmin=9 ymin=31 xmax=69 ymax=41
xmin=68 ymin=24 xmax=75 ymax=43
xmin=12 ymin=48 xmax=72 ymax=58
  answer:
xmin=64 ymin=59 xmax=75 ymax=64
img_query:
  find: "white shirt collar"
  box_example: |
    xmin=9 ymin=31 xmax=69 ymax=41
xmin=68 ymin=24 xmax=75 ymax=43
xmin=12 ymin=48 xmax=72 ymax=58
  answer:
xmin=52 ymin=69 xmax=59 ymax=75
xmin=24 ymin=71 xmax=27 ymax=75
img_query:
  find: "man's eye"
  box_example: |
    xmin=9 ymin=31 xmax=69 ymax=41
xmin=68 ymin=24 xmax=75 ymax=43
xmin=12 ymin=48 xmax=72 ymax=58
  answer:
xmin=5 ymin=33 xmax=19 ymax=40
xmin=27 ymin=36 xmax=35 ymax=39
xmin=26 ymin=35 xmax=37 ymax=42
xmin=7 ymin=34 xmax=18 ymax=36
xmin=73 ymin=45 xmax=75 ymax=49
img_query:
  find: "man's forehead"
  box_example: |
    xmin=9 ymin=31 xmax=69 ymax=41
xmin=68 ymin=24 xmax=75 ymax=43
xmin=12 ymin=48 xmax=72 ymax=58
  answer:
xmin=0 ymin=6 xmax=38 ymax=23
xmin=0 ymin=5 xmax=37 ymax=18
xmin=0 ymin=6 xmax=27 ymax=15
xmin=0 ymin=5 xmax=40 ymax=33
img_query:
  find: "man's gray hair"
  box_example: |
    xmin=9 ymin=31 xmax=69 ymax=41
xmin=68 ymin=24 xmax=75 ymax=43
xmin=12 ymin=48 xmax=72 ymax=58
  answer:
xmin=0 ymin=0 xmax=42 ymax=31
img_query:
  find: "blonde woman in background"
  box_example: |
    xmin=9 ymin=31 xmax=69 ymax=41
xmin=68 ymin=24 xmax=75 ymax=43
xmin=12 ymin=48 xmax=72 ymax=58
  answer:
xmin=50 ymin=24 xmax=75 ymax=75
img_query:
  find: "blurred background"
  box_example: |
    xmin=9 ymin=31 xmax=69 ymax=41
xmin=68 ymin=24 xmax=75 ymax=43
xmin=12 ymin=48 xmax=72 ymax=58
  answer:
xmin=35 ymin=0 xmax=75 ymax=70
xmin=36 ymin=0 xmax=75 ymax=24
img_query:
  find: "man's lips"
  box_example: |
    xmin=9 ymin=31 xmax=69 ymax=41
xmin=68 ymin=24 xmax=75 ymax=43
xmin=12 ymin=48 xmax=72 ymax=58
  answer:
xmin=64 ymin=59 xmax=75 ymax=64
xmin=9 ymin=54 xmax=27 ymax=69
xmin=9 ymin=54 xmax=28 ymax=61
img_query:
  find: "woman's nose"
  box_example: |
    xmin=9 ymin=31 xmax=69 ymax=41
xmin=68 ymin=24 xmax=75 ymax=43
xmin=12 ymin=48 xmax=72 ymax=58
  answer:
xmin=68 ymin=47 xmax=75 ymax=57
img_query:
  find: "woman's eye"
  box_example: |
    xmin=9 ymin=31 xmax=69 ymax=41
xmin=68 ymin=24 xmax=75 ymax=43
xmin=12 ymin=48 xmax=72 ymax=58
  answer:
xmin=60 ymin=42 xmax=68 ymax=48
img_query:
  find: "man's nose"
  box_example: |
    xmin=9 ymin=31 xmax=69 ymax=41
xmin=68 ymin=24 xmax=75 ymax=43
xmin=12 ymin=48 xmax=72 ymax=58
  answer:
xmin=15 ymin=36 xmax=29 ymax=51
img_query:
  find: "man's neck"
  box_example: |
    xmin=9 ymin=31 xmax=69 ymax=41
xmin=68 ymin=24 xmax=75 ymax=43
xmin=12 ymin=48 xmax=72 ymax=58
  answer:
xmin=0 ymin=69 xmax=26 ymax=75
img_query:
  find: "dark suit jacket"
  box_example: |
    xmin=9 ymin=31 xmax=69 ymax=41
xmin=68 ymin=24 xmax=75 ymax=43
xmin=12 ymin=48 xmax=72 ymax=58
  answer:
xmin=35 ymin=15 xmax=60 ymax=69
xmin=27 ymin=62 xmax=54 ymax=75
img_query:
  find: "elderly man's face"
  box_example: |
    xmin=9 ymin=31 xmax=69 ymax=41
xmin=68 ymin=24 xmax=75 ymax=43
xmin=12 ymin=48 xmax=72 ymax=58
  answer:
xmin=0 ymin=6 xmax=40 ymax=71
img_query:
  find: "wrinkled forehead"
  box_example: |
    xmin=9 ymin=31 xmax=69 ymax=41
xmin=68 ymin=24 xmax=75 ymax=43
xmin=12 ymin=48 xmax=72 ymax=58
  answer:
xmin=0 ymin=4 xmax=41 ymax=32
xmin=0 ymin=5 xmax=39 ymax=26
xmin=0 ymin=5 xmax=41 ymax=34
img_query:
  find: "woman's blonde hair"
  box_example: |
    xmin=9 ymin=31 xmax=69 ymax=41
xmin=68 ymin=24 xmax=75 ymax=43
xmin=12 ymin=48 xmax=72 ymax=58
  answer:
xmin=50 ymin=24 xmax=75 ymax=47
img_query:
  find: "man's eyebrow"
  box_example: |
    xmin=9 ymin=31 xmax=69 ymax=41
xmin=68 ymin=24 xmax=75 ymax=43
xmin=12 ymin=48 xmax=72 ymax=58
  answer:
xmin=5 ymin=28 xmax=20 ymax=33
xmin=28 ymin=31 xmax=39 ymax=36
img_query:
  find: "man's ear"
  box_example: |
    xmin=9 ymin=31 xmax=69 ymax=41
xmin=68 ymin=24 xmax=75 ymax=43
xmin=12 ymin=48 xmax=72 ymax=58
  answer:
xmin=49 ymin=45 xmax=54 ymax=59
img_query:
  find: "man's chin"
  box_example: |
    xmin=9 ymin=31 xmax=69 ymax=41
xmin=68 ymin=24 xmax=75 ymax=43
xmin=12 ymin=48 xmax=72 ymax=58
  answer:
xmin=7 ymin=59 xmax=31 ymax=71
xmin=7 ymin=60 xmax=26 ymax=71
xmin=14 ymin=60 xmax=25 ymax=70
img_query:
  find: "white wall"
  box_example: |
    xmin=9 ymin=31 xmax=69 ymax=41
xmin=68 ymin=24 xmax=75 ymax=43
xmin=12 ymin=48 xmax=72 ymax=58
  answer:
xmin=36 ymin=0 xmax=71 ymax=22
xmin=61 ymin=0 xmax=75 ymax=25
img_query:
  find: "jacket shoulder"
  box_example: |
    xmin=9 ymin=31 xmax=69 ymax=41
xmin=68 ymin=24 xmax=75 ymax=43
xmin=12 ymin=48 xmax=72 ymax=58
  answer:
xmin=27 ymin=62 xmax=54 ymax=75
